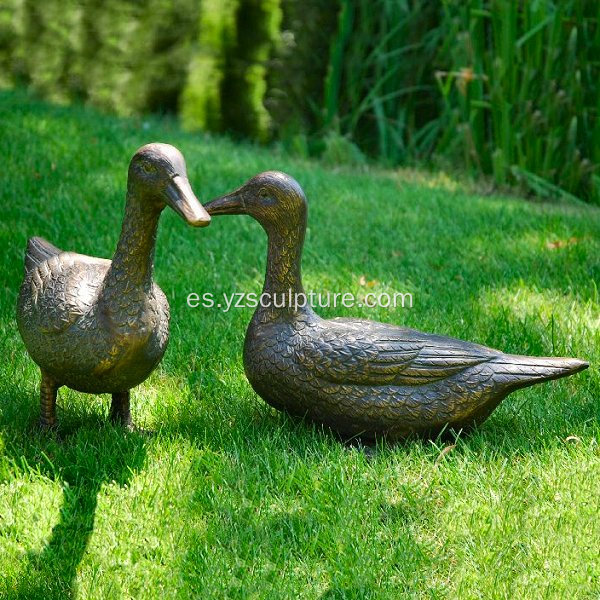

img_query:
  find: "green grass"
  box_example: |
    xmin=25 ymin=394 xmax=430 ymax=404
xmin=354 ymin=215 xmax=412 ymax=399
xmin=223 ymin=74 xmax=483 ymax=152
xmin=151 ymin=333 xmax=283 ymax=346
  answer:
xmin=0 ymin=89 xmax=599 ymax=599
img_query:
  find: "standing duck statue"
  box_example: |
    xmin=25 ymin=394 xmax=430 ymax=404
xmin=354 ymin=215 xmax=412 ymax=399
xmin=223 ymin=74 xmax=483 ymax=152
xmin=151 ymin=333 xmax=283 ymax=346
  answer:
xmin=204 ymin=172 xmax=589 ymax=441
xmin=17 ymin=143 xmax=210 ymax=430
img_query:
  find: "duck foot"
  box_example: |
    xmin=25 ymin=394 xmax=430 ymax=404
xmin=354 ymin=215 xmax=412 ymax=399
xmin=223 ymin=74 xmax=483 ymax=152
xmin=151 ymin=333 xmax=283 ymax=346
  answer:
xmin=35 ymin=419 xmax=60 ymax=435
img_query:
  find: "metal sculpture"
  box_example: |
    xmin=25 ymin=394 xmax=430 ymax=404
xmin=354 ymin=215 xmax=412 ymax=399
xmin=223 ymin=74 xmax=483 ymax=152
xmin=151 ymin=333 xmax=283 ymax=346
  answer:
xmin=17 ymin=143 xmax=210 ymax=429
xmin=204 ymin=171 xmax=589 ymax=441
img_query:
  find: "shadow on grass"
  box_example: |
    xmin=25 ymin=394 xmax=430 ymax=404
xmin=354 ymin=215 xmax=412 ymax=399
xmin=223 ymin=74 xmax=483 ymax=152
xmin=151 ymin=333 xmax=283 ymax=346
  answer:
xmin=0 ymin=382 xmax=147 ymax=600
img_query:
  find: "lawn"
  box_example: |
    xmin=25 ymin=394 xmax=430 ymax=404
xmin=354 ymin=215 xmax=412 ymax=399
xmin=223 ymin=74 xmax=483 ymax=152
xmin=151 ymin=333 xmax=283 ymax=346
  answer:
xmin=0 ymin=89 xmax=598 ymax=599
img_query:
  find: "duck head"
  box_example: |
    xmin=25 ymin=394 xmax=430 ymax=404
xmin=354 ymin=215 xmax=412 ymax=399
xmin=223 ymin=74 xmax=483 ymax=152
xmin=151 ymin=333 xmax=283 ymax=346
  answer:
xmin=204 ymin=171 xmax=306 ymax=233
xmin=128 ymin=143 xmax=210 ymax=227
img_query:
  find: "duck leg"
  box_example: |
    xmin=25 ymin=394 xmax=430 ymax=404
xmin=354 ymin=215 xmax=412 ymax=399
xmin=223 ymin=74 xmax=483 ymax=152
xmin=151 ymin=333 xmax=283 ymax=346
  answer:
xmin=40 ymin=371 xmax=58 ymax=429
xmin=110 ymin=391 xmax=132 ymax=428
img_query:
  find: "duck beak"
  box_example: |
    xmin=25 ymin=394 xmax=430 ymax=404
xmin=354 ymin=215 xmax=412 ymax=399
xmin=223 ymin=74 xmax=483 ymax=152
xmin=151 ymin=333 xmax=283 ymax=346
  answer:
xmin=165 ymin=175 xmax=211 ymax=227
xmin=203 ymin=189 xmax=246 ymax=216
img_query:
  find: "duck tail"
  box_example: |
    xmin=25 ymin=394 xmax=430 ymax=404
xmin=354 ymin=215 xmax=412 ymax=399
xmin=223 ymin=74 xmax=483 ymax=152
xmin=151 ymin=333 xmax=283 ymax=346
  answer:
xmin=24 ymin=236 xmax=62 ymax=273
xmin=492 ymin=354 xmax=589 ymax=392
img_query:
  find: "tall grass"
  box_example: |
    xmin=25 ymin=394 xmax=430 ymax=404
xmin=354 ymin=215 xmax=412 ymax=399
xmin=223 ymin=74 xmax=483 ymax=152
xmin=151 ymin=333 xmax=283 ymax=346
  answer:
xmin=319 ymin=0 xmax=599 ymax=203
xmin=436 ymin=0 xmax=600 ymax=203
xmin=322 ymin=0 xmax=442 ymax=164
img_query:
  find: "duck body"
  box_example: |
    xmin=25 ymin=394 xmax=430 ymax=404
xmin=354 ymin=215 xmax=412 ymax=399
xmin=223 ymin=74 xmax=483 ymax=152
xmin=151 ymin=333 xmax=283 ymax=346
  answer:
xmin=17 ymin=241 xmax=169 ymax=394
xmin=244 ymin=310 xmax=586 ymax=440
xmin=17 ymin=143 xmax=210 ymax=429
xmin=205 ymin=171 xmax=588 ymax=441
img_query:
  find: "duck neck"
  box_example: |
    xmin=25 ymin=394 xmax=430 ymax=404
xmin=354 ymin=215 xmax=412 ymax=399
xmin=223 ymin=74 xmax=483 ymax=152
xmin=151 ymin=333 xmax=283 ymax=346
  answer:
xmin=104 ymin=192 xmax=161 ymax=295
xmin=258 ymin=215 xmax=311 ymax=320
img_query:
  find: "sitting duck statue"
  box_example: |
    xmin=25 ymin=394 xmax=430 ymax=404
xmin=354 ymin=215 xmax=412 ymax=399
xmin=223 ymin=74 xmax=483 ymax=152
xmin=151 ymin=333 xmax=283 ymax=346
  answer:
xmin=204 ymin=172 xmax=588 ymax=441
xmin=17 ymin=143 xmax=210 ymax=430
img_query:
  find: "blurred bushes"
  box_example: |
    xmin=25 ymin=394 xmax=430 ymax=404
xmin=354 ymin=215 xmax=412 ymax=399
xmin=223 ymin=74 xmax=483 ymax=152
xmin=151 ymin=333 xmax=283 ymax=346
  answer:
xmin=266 ymin=0 xmax=340 ymax=142
xmin=180 ymin=0 xmax=238 ymax=132
xmin=179 ymin=0 xmax=281 ymax=141
xmin=0 ymin=0 xmax=598 ymax=202
xmin=0 ymin=0 xmax=280 ymax=139
xmin=3 ymin=0 xmax=202 ymax=114
xmin=220 ymin=0 xmax=282 ymax=142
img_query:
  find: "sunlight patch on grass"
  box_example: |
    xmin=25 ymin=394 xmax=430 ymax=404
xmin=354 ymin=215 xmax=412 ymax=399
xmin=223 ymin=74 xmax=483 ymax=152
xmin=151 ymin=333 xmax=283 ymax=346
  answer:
xmin=0 ymin=478 xmax=63 ymax=567
xmin=394 ymin=167 xmax=462 ymax=194
xmin=478 ymin=283 xmax=599 ymax=347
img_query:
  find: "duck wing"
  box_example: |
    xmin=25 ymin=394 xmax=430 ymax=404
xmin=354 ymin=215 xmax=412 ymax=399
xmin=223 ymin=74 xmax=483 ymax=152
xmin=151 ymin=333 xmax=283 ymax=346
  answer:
xmin=20 ymin=242 xmax=110 ymax=334
xmin=298 ymin=317 xmax=499 ymax=386
xmin=24 ymin=236 xmax=63 ymax=273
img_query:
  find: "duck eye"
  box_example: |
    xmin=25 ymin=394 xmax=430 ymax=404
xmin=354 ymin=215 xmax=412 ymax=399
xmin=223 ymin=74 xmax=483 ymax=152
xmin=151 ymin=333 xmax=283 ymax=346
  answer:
xmin=258 ymin=188 xmax=277 ymax=205
xmin=141 ymin=162 xmax=157 ymax=175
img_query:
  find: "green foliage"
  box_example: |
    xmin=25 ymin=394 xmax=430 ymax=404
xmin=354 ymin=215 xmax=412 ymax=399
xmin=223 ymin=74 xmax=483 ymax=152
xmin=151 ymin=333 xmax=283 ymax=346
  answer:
xmin=266 ymin=0 xmax=340 ymax=136
xmin=1 ymin=0 xmax=281 ymax=138
xmin=180 ymin=0 xmax=238 ymax=131
xmin=136 ymin=0 xmax=201 ymax=114
xmin=2 ymin=0 xmax=200 ymax=114
xmin=1 ymin=0 xmax=599 ymax=202
xmin=1 ymin=90 xmax=599 ymax=597
xmin=317 ymin=0 xmax=600 ymax=202
xmin=80 ymin=1 xmax=143 ymax=114
xmin=0 ymin=0 xmax=25 ymax=87
xmin=321 ymin=0 xmax=442 ymax=163
xmin=435 ymin=0 xmax=600 ymax=204
xmin=181 ymin=0 xmax=282 ymax=139
xmin=81 ymin=0 xmax=200 ymax=116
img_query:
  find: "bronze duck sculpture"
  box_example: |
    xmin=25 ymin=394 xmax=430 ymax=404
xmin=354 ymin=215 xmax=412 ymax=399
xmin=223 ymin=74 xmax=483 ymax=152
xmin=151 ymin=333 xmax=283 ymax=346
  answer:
xmin=17 ymin=143 xmax=210 ymax=430
xmin=204 ymin=172 xmax=589 ymax=441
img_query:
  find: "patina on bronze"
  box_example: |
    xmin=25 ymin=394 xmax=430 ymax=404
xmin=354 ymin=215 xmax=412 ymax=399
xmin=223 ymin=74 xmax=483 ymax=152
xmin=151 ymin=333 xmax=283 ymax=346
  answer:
xmin=17 ymin=143 xmax=210 ymax=430
xmin=204 ymin=172 xmax=589 ymax=441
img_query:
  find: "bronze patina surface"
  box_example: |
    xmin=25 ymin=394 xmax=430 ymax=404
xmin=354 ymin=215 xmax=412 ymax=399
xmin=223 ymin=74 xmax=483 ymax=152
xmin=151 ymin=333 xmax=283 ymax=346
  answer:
xmin=204 ymin=172 xmax=589 ymax=441
xmin=17 ymin=143 xmax=210 ymax=429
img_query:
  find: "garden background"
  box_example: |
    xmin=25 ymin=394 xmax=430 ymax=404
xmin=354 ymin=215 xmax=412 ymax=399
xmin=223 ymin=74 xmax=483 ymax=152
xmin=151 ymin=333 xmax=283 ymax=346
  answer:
xmin=1 ymin=0 xmax=599 ymax=203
